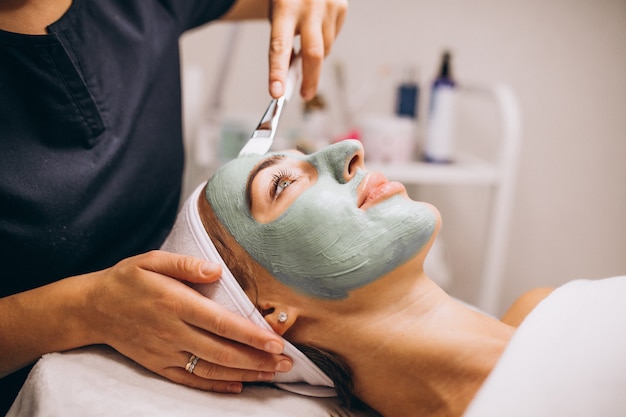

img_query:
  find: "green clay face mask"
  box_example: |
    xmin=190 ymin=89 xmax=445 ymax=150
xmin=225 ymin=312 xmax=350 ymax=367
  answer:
xmin=206 ymin=140 xmax=437 ymax=299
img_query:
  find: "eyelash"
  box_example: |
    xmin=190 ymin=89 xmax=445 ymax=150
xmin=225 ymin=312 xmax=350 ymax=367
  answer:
xmin=271 ymin=169 xmax=297 ymax=200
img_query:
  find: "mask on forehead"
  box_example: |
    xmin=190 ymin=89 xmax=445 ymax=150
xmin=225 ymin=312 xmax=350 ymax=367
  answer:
xmin=206 ymin=140 xmax=437 ymax=300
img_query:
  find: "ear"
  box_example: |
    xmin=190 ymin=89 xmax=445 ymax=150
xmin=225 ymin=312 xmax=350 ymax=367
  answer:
xmin=259 ymin=302 xmax=300 ymax=336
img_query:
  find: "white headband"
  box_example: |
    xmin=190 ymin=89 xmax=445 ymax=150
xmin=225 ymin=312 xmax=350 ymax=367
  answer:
xmin=161 ymin=183 xmax=336 ymax=397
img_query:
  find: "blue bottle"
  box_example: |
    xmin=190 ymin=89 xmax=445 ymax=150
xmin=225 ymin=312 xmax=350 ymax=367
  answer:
xmin=395 ymin=66 xmax=419 ymax=120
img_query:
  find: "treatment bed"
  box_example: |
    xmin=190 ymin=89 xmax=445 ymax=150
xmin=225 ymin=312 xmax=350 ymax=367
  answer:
xmin=7 ymin=345 xmax=378 ymax=417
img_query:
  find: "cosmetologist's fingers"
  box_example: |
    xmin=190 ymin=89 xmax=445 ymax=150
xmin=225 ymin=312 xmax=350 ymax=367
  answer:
xmin=182 ymin=292 xmax=288 ymax=357
xmin=268 ymin=8 xmax=296 ymax=99
xmin=138 ymin=250 xmax=222 ymax=284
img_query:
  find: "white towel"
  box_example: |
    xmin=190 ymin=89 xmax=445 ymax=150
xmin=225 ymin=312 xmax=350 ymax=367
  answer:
xmin=160 ymin=183 xmax=335 ymax=397
xmin=8 ymin=346 xmax=374 ymax=417
xmin=463 ymin=276 xmax=626 ymax=417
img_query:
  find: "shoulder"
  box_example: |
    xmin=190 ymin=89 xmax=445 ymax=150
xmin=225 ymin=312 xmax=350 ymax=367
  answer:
xmin=500 ymin=287 xmax=554 ymax=327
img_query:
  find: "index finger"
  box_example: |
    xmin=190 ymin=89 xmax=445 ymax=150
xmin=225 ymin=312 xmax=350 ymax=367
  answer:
xmin=183 ymin=290 xmax=285 ymax=355
xmin=268 ymin=12 xmax=296 ymax=98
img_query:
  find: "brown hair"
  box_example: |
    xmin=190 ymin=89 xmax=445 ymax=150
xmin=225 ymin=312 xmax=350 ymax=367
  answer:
xmin=197 ymin=194 xmax=367 ymax=409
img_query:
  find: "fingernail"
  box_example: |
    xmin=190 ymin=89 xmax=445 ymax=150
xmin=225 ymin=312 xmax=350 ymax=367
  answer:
xmin=201 ymin=262 xmax=219 ymax=276
xmin=227 ymin=383 xmax=243 ymax=393
xmin=270 ymin=81 xmax=283 ymax=97
xmin=275 ymin=359 xmax=292 ymax=372
xmin=264 ymin=340 xmax=283 ymax=354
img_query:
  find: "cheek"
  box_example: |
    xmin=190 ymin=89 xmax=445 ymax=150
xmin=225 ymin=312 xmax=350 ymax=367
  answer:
xmin=275 ymin=186 xmax=353 ymax=242
xmin=297 ymin=186 xmax=362 ymax=237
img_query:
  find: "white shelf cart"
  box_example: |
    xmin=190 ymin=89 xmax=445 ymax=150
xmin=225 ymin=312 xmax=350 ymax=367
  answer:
xmin=367 ymin=83 xmax=522 ymax=314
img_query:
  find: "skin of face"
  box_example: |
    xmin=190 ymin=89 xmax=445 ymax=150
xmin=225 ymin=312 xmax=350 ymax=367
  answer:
xmin=206 ymin=140 xmax=438 ymax=299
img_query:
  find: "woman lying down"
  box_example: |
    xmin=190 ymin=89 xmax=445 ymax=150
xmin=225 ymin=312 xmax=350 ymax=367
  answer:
xmin=162 ymin=139 xmax=626 ymax=417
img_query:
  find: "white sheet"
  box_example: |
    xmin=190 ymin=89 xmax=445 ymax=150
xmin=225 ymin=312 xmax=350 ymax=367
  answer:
xmin=8 ymin=346 xmax=377 ymax=417
xmin=463 ymin=276 xmax=626 ymax=417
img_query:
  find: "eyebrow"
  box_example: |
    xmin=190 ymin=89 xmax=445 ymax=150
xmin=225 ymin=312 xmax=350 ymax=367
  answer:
xmin=245 ymin=154 xmax=285 ymax=210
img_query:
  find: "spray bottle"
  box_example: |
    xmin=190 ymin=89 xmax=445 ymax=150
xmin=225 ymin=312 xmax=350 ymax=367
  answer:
xmin=423 ymin=50 xmax=457 ymax=163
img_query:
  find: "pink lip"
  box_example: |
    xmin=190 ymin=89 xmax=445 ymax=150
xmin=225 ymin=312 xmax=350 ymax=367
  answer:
xmin=357 ymin=172 xmax=406 ymax=209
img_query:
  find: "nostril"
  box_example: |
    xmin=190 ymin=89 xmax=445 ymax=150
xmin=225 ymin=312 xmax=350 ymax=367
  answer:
xmin=317 ymin=139 xmax=365 ymax=182
xmin=345 ymin=149 xmax=364 ymax=180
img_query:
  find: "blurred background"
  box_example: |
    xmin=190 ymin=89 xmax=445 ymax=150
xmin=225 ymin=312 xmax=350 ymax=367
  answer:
xmin=179 ymin=0 xmax=626 ymax=315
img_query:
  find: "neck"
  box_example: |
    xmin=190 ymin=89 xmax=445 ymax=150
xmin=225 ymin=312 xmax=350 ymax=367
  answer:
xmin=312 ymin=275 xmax=514 ymax=417
xmin=0 ymin=0 xmax=72 ymax=34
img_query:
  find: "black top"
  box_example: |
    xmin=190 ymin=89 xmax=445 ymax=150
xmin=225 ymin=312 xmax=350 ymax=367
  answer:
xmin=0 ymin=0 xmax=235 ymax=410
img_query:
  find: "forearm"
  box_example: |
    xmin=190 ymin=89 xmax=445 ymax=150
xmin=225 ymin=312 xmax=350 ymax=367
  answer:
xmin=0 ymin=274 xmax=96 ymax=377
xmin=220 ymin=0 xmax=270 ymax=21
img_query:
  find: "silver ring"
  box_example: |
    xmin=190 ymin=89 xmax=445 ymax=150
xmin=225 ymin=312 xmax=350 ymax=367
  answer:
xmin=185 ymin=354 xmax=200 ymax=374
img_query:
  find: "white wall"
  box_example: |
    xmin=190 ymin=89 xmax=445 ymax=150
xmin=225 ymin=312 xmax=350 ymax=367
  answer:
xmin=180 ymin=0 xmax=626 ymax=314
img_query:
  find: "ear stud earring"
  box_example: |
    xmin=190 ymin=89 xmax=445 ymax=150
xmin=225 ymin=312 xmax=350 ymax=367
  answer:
xmin=277 ymin=312 xmax=288 ymax=323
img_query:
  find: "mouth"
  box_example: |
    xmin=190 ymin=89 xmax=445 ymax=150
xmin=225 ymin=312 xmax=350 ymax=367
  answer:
xmin=357 ymin=172 xmax=406 ymax=210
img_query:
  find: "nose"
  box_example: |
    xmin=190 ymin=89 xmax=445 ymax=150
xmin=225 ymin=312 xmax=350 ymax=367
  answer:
xmin=309 ymin=139 xmax=364 ymax=183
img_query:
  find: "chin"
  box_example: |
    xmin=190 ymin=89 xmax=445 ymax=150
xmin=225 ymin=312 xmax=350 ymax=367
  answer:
xmin=423 ymin=202 xmax=442 ymax=224
xmin=415 ymin=201 xmax=442 ymax=244
xmin=425 ymin=207 xmax=442 ymax=247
